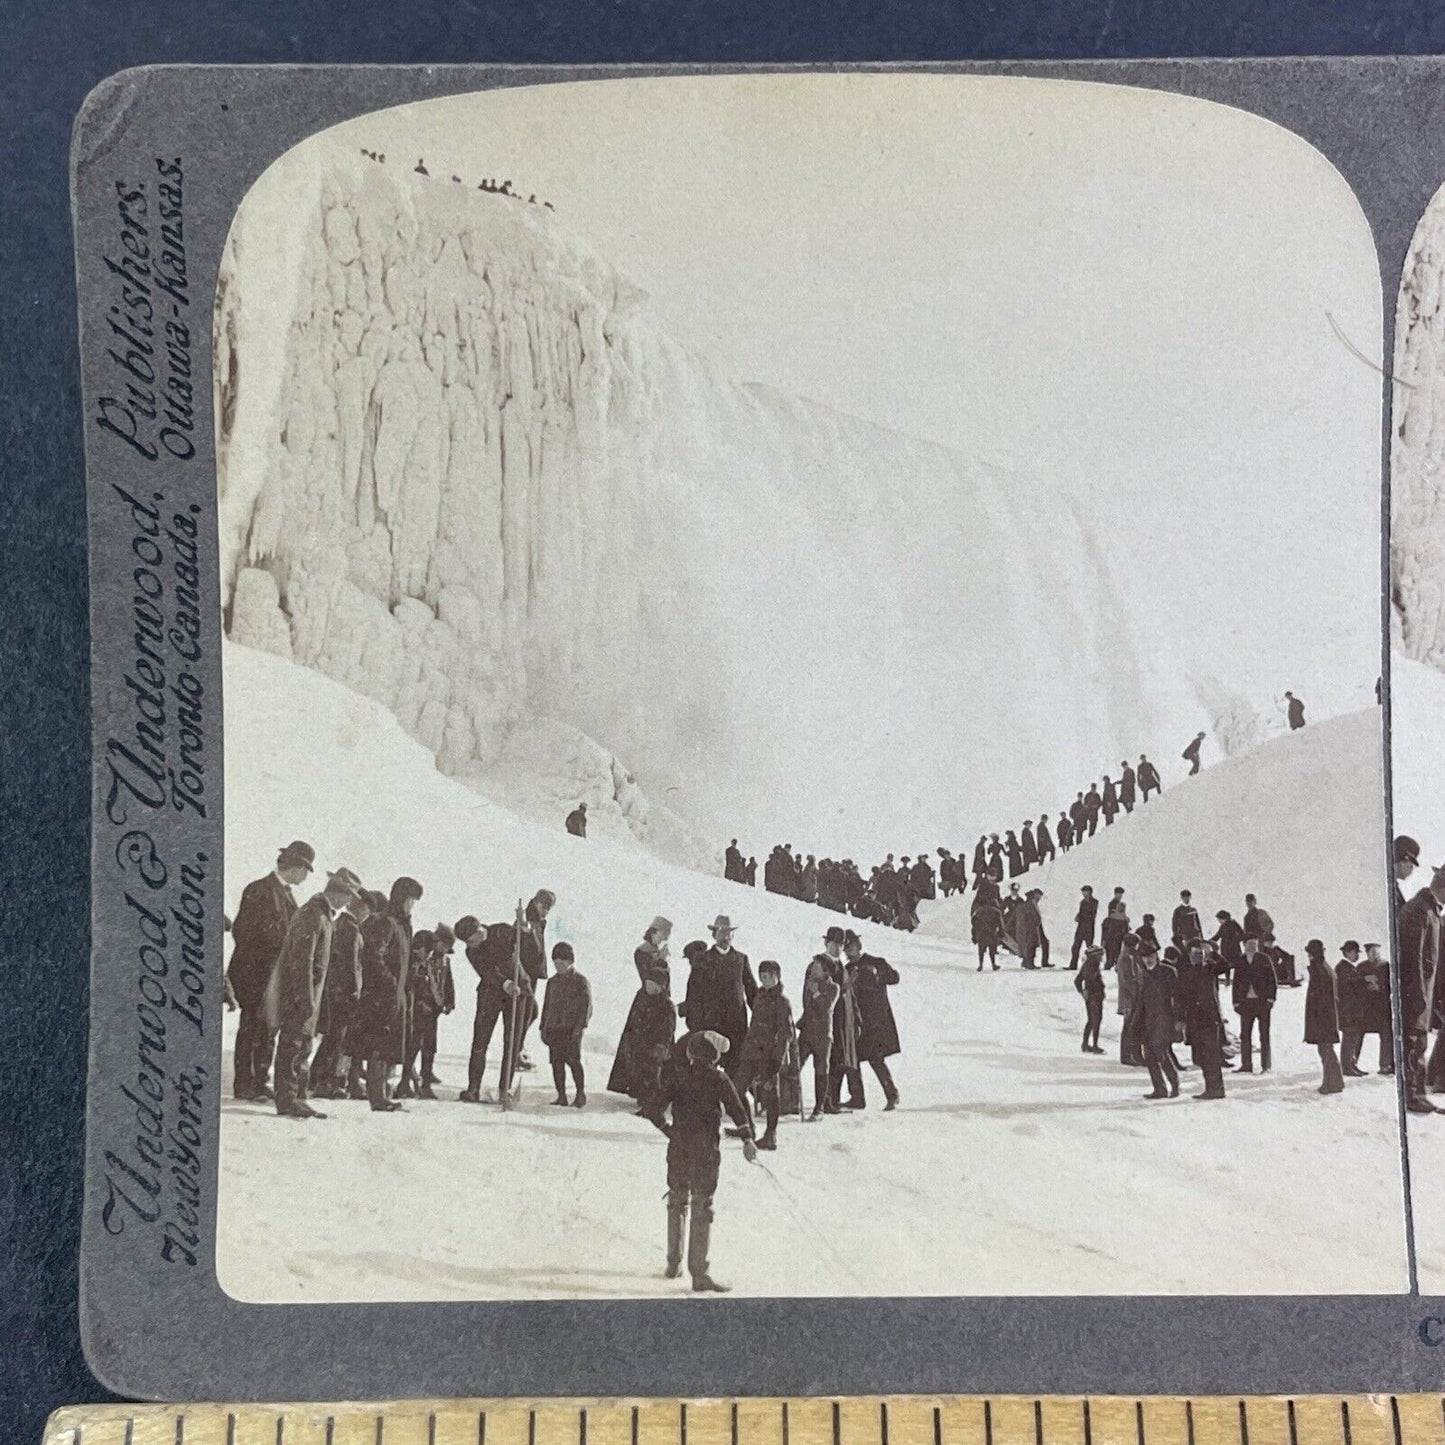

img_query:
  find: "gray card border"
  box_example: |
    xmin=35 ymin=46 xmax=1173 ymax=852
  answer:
xmin=70 ymin=57 xmax=1436 ymax=1403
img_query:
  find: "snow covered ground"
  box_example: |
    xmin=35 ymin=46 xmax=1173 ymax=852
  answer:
xmin=218 ymin=642 xmax=1407 ymax=1301
xmin=1390 ymin=652 xmax=1445 ymax=1289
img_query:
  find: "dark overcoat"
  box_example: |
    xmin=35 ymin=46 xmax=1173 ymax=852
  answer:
xmin=1131 ymin=964 xmax=1177 ymax=1049
xmin=540 ymin=969 xmax=593 ymax=1043
xmin=356 ymin=908 xmax=412 ymax=1063
xmin=269 ymin=893 xmax=337 ymax=1035
xmin=851 ymin=953 xmax=900 ymax=1059
xmin=1303 ymin=956 xmax=1340 ymax=1045
xmin=316 ymin=909 xmax=364 ymax=1037
xmin=680 ymin=945 xmax=757 ymax=1048
xmin=1335 ymin=959 xmax=1367 ymax=1031
xmin=1399 ymin=887 xmax=1443 ymax=1034
xmin=226 ymin=872 xmax=296 ymax=1011
xmin=1230 ymin=954 xmax=1277 ymax=1012
xmin=799 ymin=954 xmax=842 ymax=1050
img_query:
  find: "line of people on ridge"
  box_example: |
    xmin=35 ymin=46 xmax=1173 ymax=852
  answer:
xmin=718 ymin=750 xmax=1177 ymax=934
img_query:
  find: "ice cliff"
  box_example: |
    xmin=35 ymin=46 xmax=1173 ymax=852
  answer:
xmin=216 ymin=156 xmax=1208 ymax=866
xmin=1394 ymin=184 xmax=1445 ymax=669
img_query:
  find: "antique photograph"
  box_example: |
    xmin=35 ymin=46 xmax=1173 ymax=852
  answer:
xmin=212 ymin=73 xmax=1401 ymax=1301
xmin=1389 ymin=179 xmax=1445 ymax=1292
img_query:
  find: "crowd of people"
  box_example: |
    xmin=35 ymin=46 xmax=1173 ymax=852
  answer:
xmin=225 ymin=849 xmax=903 ymax=1293
xmin=355 ymin=147 xmax=557 ymax=210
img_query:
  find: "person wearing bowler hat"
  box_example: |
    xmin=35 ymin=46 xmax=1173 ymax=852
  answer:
xmin=228 ymin=839 xmax=314 ymax=1101
xmin=680 ymin=915 xmax=757 ymax=1082
xmin=799 ymin=927 xmax=844 ymax=1117
xmin=1303 ymin=939 xmax=1344 ymax=1095
xmin=1396 ymin=835 xmax=1421 ymax=913
xmin=1401 ymin=860 xmax=1445 ymax=1112
xmin=272 ymin=866 xmax=363 ymax=1119
xmin=357 ymin=876 xmax=424 ymax=1112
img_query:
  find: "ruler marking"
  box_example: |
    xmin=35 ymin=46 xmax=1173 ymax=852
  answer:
xmin=732 ymin=1404 xmax=739 ymax=1445
xmin=377 ymin=1415 xmax=386 ymax=1445
xmin=881 ymin=1403 xmax=890 ymax=1445
xmin=1288 ymin=1402 xmax=1299 ymax=1445
xmin=427 ymin=1416 xmax=435 ymax=1445
xmin=1136 ymin=1402 xmax=1146 ymax=1445
xmin=227 ymin=1414 xmax=236 ymax=1445
xmin=1389 ymin=1399 xmax=1402 ymax=1445
xmin=1241 ymin=1401 xmax=1250 ymax=1445
xmin=1340 ymin=1403 xmax=1351 ymax=1445
xmin=126 ymin=1421 xmax=135 ymax=1445
xmin=326 ymin=1419 xmax=335 ymax=1445
xmin=985 ymin=1402 xmax=994 ymax=1445
xmin=177 ymin=1415 xmax=186 ymax=1445
xmin=529 ymin=1412 xmax=537 ymax=1445
xmin=1034 ymin=1402 xmax=1043 ymax=1445
xmin=580 ymin=1408 xmax=588 ymax=1445
xmin=832 ymin=1403 xmax=841 ymax=1445
xmin=480 ymin=1409 xmax=487 ymax=1445
xmin=1187 ymin=1403 xmax=1196 ymax=1445
xmin=277 ymin=1417 xmax=285 ymax=1445
xmin=782 ymin=1404 xmax=790 ymax=1445
xmin=1083 ymin=1401 xmax=1093 ymax=1445
xmin=631 ymin=1407 xmax=639 ymax=1445
xmin=932 ymin=1408 xmax=941 ymax=1445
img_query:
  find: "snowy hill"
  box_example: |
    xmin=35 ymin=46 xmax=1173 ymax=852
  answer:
xmin=218 ymin=643 xmax=1405 ymax=1301
xmin=216 ymin=156 xmax=1215 ymax=870
xmin=920 ymin=707 xmax=1391 ymax=955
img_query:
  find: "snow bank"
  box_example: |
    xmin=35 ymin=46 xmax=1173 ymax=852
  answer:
xmin=218 ymin=642 xmax=1405 ymax=1301
xmin=216 ymin=156 xmax=1211 ymax=868
xmin=921 ymin=707 xmax=1391 ymax=955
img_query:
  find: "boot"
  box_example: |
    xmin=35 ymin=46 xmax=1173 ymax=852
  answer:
xmin=458 ymin=1089 xmax=481 ymax=1103
xmin=688 ymin=1212 xmax=728 ymax=1293
xmin=757 ymin=1129 xmax=777 ymax=1151
xmin=347 ymin=1080 xmax=367 ymax=1101
xmin=884 ymin=1092 xmax=899 ymax=1112
xmin=417 ymin=1084 xmax=437 ymax=1100
xmin=573 ymin=1091 xmax=587 ymax=1108
xmin=666 ymin=1205 xmax=685 ymax=1279
xmin=552 ymin=1094 xmax=569 ymax=1106
xmin=396 ymin=1080 xmax=416 ymax=1099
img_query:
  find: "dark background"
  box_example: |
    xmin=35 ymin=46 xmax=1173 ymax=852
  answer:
xmin=6 ymin=2 xmax=1445 ymax=1441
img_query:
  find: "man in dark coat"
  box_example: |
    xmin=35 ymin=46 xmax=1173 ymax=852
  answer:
xmin=1005 ymin=831 xmax=1025 ymax=879
xmin=1171 ymin=890 xmax=1203 ymax=953
xmin=972 ymin=836 xmax=989 ymax=883
xmin=1396 ymin=835 xmax=1421 ymax=913
xmin=1137 ymin=754 xmax=1161 ymax=801
xmin=1400 ymin=865 xmax=1445 ymax=1113
xmin=1231 ymin=936 xmax=1277 ymax=1073
xmin=1285 ymin=691 xmax=1306 ymax=730
xmin=310 ymin=887 xmax=372 ymax=1098
xmin=650 ymin=1030 xmax=757 ymax=1292
xmin=1069 ymin=794 xmax=1087 ymax=842
xmin=799 ymin=928 xmax=844 ymax=1117
xmin=1242 ymin=893 xmax=1276 ymax=946
xmin=1100 ymin=776 xmax=1120 ymax=827
xmin=680 ymin=915 xmax=757 ymax=1080
xmin=1035 ymin=815 xmax=1056 ymax=865
xmin=565 ymin=802 xmax=588 ymax=837
xmin=1178 ymin=941 xmax=1226 ymax=1099
xmin=1057 ymin=811 xmax=1074 ymax=852
xmin=1084 ymin=784 xmax=1102 ymax=837
xmin=844 ymin=932 xmax=900 ymax=1109
xmin=357 ymin=876 xmax=423 ymax=1111
xmin=1021 ymin=823 xmax=1039 ymax=869
xmin=228 ymin=839 xmax=313 ymax=1100
xmin=1364 ymin=941 xmax=1395 ymax=1075
xmin=459 ymin=889 xmax=553 ymax=1102
xmin=1133 ymin=946 xmax=1179 ymax=1099
xmin=1182 ymin=731 xmax=1206 ymax=776
xmin=1304 ymin=939 xmax=1343 ymax=1094
xmin=1118 ymin=761 xmax=1137 ymax=814
xmin=724 ymin=840 xmax=745 ymax=883
xmin=1337 ymin=941 xmax=1369 ymax=1078
xmin=272 ymin=867 xmax=363 ymax=1119
xmin=1070 ymin=886 xmax=1098 ymax=970
xmin=1208 ymin=910 xmax=1245 ymax=981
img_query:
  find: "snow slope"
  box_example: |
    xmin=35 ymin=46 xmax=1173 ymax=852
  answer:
xmin=218 ymin=643 xmax=1406 ymax=1301
xmin=921 ymin=707 xmax=1392 ymax=957
xmin=216 ymin=155 xmax=1214 ymax=870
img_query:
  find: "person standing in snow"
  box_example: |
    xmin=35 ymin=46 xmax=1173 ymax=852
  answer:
xmin=1179 ymin=940 xmax=1226 ymax=1100
xmin=399 ymin=923 xmax=456 ymax=1098
xmin=1005 ymin=830 xmax=1025 ymax=879
xmin=1101 ymin=898 xmax=1130 ymax=971
xmin=541 ymin=941 xmax=592 ymax=1107
xmin=650 ymin=1030 xmax=756 ymax=1292
xmin=1075 ymin=945 xmax=1106 ymax=1054
xmin=1069 ymin=793 xmax=1088 ymax=843
xmin=1118 ymin=761 xmax=1137 ymax=814
xmin=1100 ymin=775 xmax=1120 ymax=828
xmin=1364 ymin=941 xmax=1395 ymax=1075
xmin=1396 ymin=835 xmax=1421 ymax=913
xmin=971 ymin=869 xmax=1005 ymax=972
xmin=1231 ymin=935 xmax=1276 ymax=1073
xmin=356 ymin=877 xmax=422 ymax=1112
xmin=680 ymin=915 xmax=758 ymax=1082
xmin=1056 ymin=811 xmax=1074 ymax=852
xmin=736 ymin=959 xmax=796 ymax=1148
xmin=1285 ymin=691 xmax=1306 ymax=730
xmin=1016 ymin=888 xmax=1049 ymax=969
xmin=1035 ymin=814 xmax=1056 ymax=865
xmin=1084 ymin=783 xmax=1103 ymax=837
xmin=1133 ymin=944 xmax=1180 ymax=1100
xmin=1021 ymin=822 xmax=1039 ymax=869
xmin=1337 ymin=940 xmax=1369 ymax=1078
xmin=725 ymin=840 xmax=746 ymax=883
xmin=272 ymin=867 xmax=364 ymax=1120
xmin=1137 ymin=754 xmax=1162 ymax=802
xmin=1209 ymin=909 xmax=1245 ymax=982
xmin=1303 ymin=939 xmax=1344 ymax=1095
xmin=1171 ymin=890 xmax=1204 ymax=953
xmin=846 ymin=930 xmax=902 ymax=1110
xmin=228 ymin=839 xmax=312 ymax=1101
xmin=1400 ymin=863 xmax=1445 ymax=1113
xmin=310 ymin=884 xmax=371 ymax=1099
xmin=1115 ymin=933 xmax=1144 ymax=1066
xmin=565 ymin=802 xmax=588 ymax=837
xmin=799 ymin=928 xmax=844 ymax=1117
xmin=1070 ymin=885 xmax=1098 ymax=971
xmin=608 ymin=916 xmax=678 ymax=1109
xmin=1182 ymin=731 xmax=1206 ymax=776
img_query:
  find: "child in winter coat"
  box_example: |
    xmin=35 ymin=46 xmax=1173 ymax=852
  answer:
xmin=540 ymin=942 xmax=593 ymax=1107
xmin=399 ymin=923 xmax=457 ymax=1098
xmin=737 ymin=959 xmax=796 ymax=1150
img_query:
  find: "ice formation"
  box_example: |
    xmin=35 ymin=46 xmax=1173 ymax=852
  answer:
xmin=217 ymin=156 xmax=1214 ymax=866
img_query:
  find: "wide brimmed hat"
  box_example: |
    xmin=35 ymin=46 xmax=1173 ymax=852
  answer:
xmin=824 ymin=926 xmax=847 ymax=946
xmin=647 ymin=915 xmax=673 ymax=939
xmin=277 ymin=840 xmax=315 ymax=871
xmin=710 ymin=914 xmax=734 ymax=934
xmin=327 ymin=867 xmax=363 ymax=898
xmin=391 ymin=876 xmax=424 ymax=903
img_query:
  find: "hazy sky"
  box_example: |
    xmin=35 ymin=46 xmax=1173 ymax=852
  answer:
xmin=292 ymin=73 xmax=1384 ymax=717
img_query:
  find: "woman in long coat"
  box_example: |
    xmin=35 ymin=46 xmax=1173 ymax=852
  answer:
xmin=607 ymin=916 xmax=677 ymax=1113
xmin=1304 ymin=938 xmax=1344 ymax=1094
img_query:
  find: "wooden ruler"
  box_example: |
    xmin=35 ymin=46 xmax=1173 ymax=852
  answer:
xmin=37 ymin=1398 xmax=1445 ymax=1445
